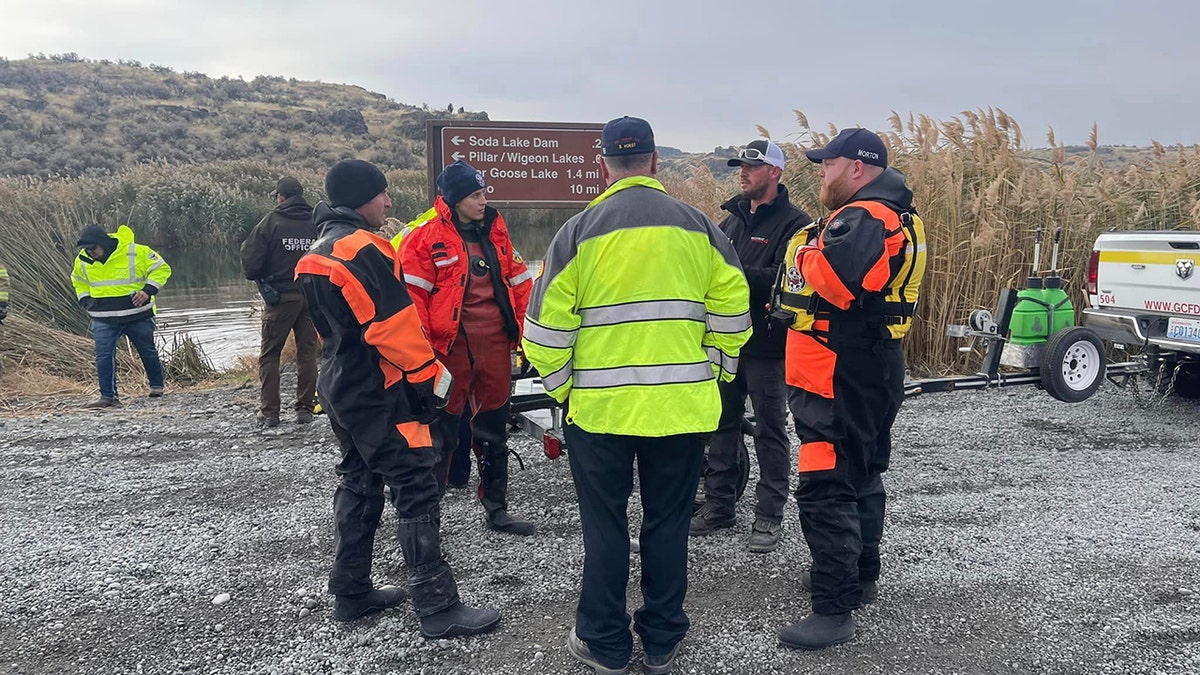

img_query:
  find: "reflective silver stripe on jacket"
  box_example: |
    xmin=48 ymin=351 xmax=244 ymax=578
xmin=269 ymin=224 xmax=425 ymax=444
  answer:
xmin=404 ymin=274 xmax=434 ymax=292
xmin=579 ymin=300 xmax=706 ymax=328
xmin=573 ymin=361 xmax=715 ymax=389
xmin=434 ymin=255 xmax=460 ymax=268
xmin=508 ymin=268 xmax=535 ymax=286
xmin=706 ymin=346 xmax=739 ymax=377
xmin=541 ymin=362 xmax=573 ymax=392
xmin=523 ymin=320 xmax=577 ymax=349
xmin=88 ymin=306 xmax=154 ymax=318
xmin=705 ymin=311 xmax=752 ymax=334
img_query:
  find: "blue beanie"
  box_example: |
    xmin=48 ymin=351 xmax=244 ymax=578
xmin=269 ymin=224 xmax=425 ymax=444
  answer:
xmin=437 ymin=161 xmax=488 ymax=207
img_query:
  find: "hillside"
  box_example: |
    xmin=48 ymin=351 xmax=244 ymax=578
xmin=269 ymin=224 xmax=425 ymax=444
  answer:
xmin=0 ymin=54 xmax=489 ymax=176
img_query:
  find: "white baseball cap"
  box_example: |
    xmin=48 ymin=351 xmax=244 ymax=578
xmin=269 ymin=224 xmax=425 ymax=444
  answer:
xmin=727 ymin=139 xmax=785 ymax=170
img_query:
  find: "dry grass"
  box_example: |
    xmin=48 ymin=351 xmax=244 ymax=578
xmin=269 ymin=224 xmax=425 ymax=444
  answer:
xmin=663 ymin=108 xmax=1200 ymax=375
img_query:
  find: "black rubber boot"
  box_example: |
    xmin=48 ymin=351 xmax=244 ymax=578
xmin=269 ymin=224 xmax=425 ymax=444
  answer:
xmin=479 ymin=441 xmax=535 ymax=536
xmin=778 ymin=612 xmax=855 ymax=650
xmin=419 ymin=600 xmax=501 ymax=639
xmin=396 ymin=510 xmax=501 ymax=638
xmin=332 ymin=585 xmax=408 ymax=622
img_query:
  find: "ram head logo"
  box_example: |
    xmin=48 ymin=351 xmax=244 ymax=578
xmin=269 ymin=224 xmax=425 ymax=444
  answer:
xmin=1178 ymin=259 xmax=1195 ymax=281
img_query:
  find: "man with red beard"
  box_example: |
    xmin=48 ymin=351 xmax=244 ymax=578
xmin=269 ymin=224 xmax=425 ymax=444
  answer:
xmin=775 ymin=128 xmax=926 ymax=649
xmin=691 ymin=140 xmax=811 ymax=554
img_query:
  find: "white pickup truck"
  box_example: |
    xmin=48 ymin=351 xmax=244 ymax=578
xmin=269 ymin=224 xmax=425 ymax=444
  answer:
xmin=1081 ymin=231 xmax=1200 ymax=398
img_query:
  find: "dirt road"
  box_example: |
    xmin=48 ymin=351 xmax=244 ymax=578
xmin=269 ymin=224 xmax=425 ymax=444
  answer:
xmin=1 ymin=379 xmax=1198 ymax=674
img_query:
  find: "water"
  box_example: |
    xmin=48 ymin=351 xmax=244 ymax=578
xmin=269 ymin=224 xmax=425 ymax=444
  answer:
xmin=154 ymin=248 xmax=261 ymax=370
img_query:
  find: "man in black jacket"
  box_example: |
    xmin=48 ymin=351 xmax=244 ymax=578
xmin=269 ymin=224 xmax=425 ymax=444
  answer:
xmin=240 ymin=177 xmax=319 ymax=428
xmin=691 ymin=140 xmax=812 ymax=553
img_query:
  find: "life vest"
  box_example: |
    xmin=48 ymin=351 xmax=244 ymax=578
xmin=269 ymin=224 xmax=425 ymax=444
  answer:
xmin=773 ymin=201 xmax=926 ymax=340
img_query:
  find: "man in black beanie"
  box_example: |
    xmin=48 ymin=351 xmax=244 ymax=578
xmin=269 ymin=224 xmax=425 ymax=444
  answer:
xmin=399 ymin=160 xmax=536 ymax=536
xmin=295 ymin=158 xmax=501 ymax=637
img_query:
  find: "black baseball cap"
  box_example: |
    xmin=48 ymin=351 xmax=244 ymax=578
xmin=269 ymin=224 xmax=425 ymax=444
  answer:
xmin=805 ymin=128 xmax=888 ymax=168
xmin=601 ymin=116 xmax=655 ymax=156
xmin=274 ymin=176 xmax=303 ymax=198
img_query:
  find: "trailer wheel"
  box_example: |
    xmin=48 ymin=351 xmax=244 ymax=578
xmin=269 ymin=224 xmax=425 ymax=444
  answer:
xmin=1041 ymin=326 xmax=1106 ymax=402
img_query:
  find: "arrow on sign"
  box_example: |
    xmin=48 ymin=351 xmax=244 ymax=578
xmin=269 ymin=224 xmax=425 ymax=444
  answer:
xmin=451 ymin=152 xmax=465 ymax=161
xmin=451 ymin=135 xmax=464 ymax=146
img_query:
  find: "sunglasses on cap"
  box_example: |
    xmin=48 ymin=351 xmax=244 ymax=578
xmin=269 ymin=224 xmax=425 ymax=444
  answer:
xmin=738 ymin=147 xmax=770 ymax=162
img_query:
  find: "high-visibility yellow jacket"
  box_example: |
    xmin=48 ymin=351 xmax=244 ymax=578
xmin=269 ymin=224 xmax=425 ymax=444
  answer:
xmin=0 ymin=264 xmax=9 ymax=321
xmin=390 ymin=207 xmax=438 ymax=252
xmin=522 ymin=176 xmax=751 ymax=437
xmin=71 ymin=225 xmax=172 ymax=323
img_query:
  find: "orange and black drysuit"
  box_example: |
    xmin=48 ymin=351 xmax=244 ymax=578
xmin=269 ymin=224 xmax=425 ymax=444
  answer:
xmin=295 ymin=202 xmax=460 ymax=617
xmin=779 ymin=167 xmax=926 ymax=615
xmin=399 ymin=196 xmax=534 ymax=530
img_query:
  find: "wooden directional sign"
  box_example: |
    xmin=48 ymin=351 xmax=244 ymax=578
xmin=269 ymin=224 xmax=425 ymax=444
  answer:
xmin=426 ymin=120 xmax=606 ymax=208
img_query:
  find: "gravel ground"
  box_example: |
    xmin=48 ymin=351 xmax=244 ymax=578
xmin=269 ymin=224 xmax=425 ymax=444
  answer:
xmin=1 ymin=374 xmax=1199 ymax=675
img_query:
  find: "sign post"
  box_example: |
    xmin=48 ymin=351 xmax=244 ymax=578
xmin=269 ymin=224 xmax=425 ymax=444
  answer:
xmin=426 ymin=120 xmax=605 ymax=208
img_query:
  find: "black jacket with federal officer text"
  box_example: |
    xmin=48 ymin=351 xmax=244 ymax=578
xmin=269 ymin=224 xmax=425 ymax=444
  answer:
xmin=241 ymin=195 xmax=317 ymax=294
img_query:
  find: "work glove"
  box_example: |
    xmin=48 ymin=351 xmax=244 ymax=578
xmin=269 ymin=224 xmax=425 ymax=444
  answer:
xmin=412 ymin=365 xmax=453 ymax=425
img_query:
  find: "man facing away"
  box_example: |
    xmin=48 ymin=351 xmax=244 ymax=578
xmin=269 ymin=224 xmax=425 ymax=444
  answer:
xmin=690 ymin=139 xmax=812 ymax=553
xmin=399 ymin=160 xmax=535 ymax=535
xmin=72 ymin=224 xmax=172 ymax=407
xmin=295 ymin=159 xmax=499 ymax=638
xmin=523 ymin=116 xmax=750 ymax=675
xmin=240 ymin=176 xmax=319 ymax=428
xmin=776 ymin=128 xmax=926 ymax=649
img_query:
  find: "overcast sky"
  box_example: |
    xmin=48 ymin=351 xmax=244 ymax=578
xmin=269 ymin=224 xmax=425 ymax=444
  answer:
xmin=5 ymin=0 xmax=1198 ymax=152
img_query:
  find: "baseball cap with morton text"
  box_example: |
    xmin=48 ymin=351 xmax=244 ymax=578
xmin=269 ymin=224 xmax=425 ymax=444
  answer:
xmin=804 ymin=128 xmax=888 ymax=168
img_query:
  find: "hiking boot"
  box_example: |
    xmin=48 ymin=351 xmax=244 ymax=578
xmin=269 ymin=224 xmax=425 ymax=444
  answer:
xmin=331 ymin=585 xmax=408 ymax=622
xmin=800 ymin=570 xmax=877 ymax=605
xmin=295 ymin=410 xmax=313 ymax=425
xmin=148 ymin=386 xmax=164 ymax=398
xmin=778 ymin=612 xmax=855 ymax=650
xmin=747 ymin=518 xmax=782 ymax=553
xmin=566 ymin=627 xmax=629 ymax=674
xmin=84 ymin=396 xmax=119 ymax=409
xmin=642 ymin=640 xmax=682 ymax=675
xmin=419 ymin=601 xmax=501 ymax=639
xmin=689 ymin=502 xmax=735 ymax=536
xmin=258 ymin=415 xmax=280 ymax=429
xmin=485 ymin=510 xmax=536 ymax=536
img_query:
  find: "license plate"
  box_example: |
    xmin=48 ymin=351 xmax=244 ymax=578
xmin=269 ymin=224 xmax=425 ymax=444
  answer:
xmin=1166 ymin=316 xmax=1200 ymax=343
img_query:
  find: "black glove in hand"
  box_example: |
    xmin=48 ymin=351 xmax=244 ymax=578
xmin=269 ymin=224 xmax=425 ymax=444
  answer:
xmin=417 ymin=393 xmax=446 ymax=425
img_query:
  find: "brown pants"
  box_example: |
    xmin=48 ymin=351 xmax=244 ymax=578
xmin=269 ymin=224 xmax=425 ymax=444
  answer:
xmin=259 ymin=292 xmax=318 ymax=416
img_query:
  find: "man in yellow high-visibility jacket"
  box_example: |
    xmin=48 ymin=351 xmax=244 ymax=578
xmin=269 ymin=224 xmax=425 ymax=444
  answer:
xmin=523 ymin=116 xmax=750 ymax=675
xmin=71 ymin=224 xmax=172 ymax=407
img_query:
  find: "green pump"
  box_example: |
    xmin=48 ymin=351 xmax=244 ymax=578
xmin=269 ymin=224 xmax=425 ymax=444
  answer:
xmin=1010 ymin=227 xmax=1074 ymax=345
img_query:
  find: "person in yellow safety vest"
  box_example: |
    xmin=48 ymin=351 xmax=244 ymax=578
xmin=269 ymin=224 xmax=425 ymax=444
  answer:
xmin=71 ymin=224 xmax=172 ymax=408
xmin=523 ymin=116 xmax=750 ymax=674
xmin=0 ymin=262 xmax=8 ymax=376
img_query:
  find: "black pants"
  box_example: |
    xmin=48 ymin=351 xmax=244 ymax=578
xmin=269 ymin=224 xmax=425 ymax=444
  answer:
xmin=789 ymin=333 xmax=904 ymax=615
xmin=703 ymin=356 xmax=791 ymax=521
xmin=327 ymin=415 xmax=440 ymax=597
xmin=564 ymin=423 xmax=704 ymax=669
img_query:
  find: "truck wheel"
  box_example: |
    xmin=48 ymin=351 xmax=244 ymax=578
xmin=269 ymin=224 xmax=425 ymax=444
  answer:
xmin=1172 ymin=363 xmax=1200 ymax=399
xmin=1041 ymin=327 xmax=1107 ymax=402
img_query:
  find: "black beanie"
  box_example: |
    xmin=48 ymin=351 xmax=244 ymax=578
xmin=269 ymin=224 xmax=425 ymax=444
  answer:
xmin=437 ymin=161 xmax=488 ymax=207
xmin=76 ymin=224 xmax=114 ymax=249
xmin=325 ymin=159 xmax=388 ymax=209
